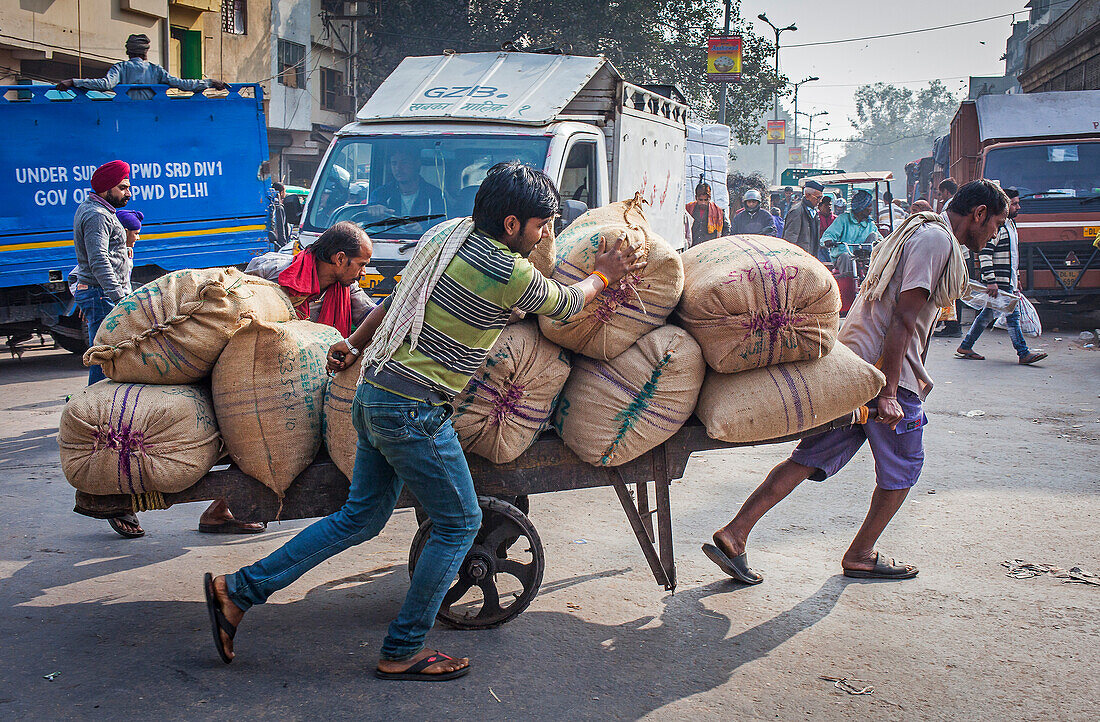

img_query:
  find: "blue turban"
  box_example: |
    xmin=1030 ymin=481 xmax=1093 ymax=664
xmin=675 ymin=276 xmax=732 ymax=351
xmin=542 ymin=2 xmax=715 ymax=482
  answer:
xmin=851 ymin=190 xmax=874 ymax=214
xmin=116 ymin=209 xmax=143 ymax=231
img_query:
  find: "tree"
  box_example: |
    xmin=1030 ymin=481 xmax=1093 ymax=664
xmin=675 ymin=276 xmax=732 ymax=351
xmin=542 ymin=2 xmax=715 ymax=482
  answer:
xmin=838 ymin=81 xmax=958 ymax=189
xmin=353 ymin=1 xmax=786 ymax=143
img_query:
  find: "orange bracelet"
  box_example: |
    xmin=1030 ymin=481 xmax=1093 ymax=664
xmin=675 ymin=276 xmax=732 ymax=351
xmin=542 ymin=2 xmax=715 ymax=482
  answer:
xmin=592 ymin=271 xmax=610 ymax=288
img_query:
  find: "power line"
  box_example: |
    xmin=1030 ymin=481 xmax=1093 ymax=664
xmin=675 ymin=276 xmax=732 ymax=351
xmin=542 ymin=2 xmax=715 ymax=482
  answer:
xmin=783 ymin=0 xmax=1078 ymax=49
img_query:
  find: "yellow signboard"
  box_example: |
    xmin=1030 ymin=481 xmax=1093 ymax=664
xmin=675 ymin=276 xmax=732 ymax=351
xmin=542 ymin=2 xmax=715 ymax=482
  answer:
xmin=767 ymin=120 xmax=786 ymax=145
xmin=706 ymin=36 xmax=742 ymax=83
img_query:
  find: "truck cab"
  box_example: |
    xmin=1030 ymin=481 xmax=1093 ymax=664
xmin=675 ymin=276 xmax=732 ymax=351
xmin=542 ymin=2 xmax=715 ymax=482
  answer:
xmin=298 ymin=51 xmax=689 ymax=296
xmin=950 ymin=91 xmax=1100 ymax=308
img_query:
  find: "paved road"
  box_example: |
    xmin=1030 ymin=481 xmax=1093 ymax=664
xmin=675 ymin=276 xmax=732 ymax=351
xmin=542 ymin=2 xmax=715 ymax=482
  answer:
xmin=1 ymin=328 xmax=1097 ymax=720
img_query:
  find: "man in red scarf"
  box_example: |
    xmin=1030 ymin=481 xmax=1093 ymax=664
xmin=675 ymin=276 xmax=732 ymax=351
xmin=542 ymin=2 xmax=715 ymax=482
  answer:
xmin=685 ymin=182 xmax=729 ymax=247
xmin=245 ymin=220 xmax=374 ymax=337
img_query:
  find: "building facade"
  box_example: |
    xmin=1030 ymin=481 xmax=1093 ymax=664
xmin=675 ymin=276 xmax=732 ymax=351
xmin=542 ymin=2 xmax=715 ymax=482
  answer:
xmin=1018 ymin=0 xmax=1100 ymax=93
xmin=0 ymin=0 xmax=357 ymax=187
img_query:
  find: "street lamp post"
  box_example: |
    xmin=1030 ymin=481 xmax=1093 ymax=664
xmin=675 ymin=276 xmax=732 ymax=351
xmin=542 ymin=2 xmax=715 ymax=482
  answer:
xmin=808 ymin=124 xmax=830 ymax=167
xmin=797 ymin=110 xmax=828 ymax=166
xmin=717 ymin=0 xmax=733 ymax=125
xmin=791 ymin=76 xmax=819 ymax=155
xmin=758 ymin=13 xmax=797 ymax=185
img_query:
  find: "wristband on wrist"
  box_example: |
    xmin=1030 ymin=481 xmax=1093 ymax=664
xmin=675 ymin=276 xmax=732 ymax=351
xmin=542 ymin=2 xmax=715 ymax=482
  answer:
xmin=343 ymin=338 xmax=360 ymax=356
xmin=592 ymin=271 xmax=610 ymax=288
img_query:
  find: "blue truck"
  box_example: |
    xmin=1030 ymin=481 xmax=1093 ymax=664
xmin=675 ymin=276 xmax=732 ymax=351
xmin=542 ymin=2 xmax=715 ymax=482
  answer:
xmin=0 ymin=83 xmax=273 ymax=354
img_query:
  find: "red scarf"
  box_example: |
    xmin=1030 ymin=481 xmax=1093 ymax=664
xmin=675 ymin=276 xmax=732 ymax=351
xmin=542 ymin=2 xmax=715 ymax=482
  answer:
xmin=277 ymin=250 xmax=353 ymax=336
xmin=686 ymin=201 xmax=724 ymax=234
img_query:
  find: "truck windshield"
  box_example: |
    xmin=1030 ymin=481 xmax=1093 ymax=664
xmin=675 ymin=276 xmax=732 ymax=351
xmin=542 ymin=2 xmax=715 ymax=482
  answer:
xmin=303 ymin=134 xmax=551 ymax=237
xmin=983 ymin=142 xmax=1100 ymax=204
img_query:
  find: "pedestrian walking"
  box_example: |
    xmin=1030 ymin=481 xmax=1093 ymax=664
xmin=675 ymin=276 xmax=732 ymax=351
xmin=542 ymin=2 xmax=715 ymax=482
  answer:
xmin=686 ymin=182 xmax=729 ymax=245
xmin=56 ymin=34 xmax=227 ymax=99
xmin=782 ymin=180 xmax=824 ymax=257
xmin=770 ymin=206 xmax=784 ymax=236
xmin=266 ymin=182 xmax=291 ymax=249
xmin=702 ymin=180 xmax=1008 ymax=585
xmin=817 ymin=195 xmax=837 ymax=262
xmin=955 ymin=188 xmax=1047 ymax=365
xmin=203 ymin=162 xmax=645 ymax=680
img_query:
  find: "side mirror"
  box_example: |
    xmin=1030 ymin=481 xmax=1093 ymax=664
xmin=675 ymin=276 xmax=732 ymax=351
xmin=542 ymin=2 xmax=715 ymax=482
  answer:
xmin=556 ymin=199 xmax=588 ymax=234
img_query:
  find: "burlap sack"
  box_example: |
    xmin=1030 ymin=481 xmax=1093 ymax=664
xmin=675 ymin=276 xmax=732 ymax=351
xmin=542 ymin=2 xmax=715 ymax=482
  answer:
xmin=323 ymin=363 xmax=359 ymax=481
xmin=451 ymin=320 xmax=571 ymax=464
xmin=539 ymin=196 xmax=685 ymax=361
xmin=527 ymin=225 xmax=555 ymax=278
xmin=554 ymin=325 xmax=705 ymax=467
xmin=695 ymin=342 xmax=885 ymax=444
xmin=84 ymin=267 xmax=295 ymax=384
xmin=59 ymin=381 xmax=221 ymax=496
xmin=678 ymin=235 xmax=840 ymax=373
xmin=212 ymin=319 xmax=340 ymax=496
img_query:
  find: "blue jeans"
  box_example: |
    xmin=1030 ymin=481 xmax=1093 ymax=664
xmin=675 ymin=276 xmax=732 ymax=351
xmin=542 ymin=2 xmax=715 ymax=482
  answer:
xmin=226 ymin=383 xmax=481 ymax=661
xmin=72 ymin=286 xmax=114 ymax=384
xmin=959 ymin=306 xmax=1030 ymax=358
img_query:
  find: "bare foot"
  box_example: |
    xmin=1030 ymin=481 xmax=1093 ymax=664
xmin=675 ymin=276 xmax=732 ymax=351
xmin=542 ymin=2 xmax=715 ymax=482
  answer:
xmin=377 ymin=648 xmax=469 ymax=677
xmin=712 ymin=525 xmax=747 ymax=560
xmin=212 ymin=575 xmax=244 ymax=660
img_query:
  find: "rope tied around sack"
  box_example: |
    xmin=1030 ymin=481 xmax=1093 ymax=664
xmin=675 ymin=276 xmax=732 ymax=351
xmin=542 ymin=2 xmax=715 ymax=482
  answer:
xmin=82 ymin=274 xmax=237 ymax=365
xmin=741 ymin=309 xmax=798 ymax=342
xmin=471 ymin=377 xmax=528 ymax=425
xmin=94 ymin=422 xmax=148 ymax=489
xmin=130 ymin=490 xmax=167 ymax=513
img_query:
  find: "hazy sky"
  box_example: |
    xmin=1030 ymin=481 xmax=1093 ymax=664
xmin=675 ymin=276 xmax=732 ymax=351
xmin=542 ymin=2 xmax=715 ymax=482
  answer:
xmin=734 ymin=0 xmax=1025 ymax=164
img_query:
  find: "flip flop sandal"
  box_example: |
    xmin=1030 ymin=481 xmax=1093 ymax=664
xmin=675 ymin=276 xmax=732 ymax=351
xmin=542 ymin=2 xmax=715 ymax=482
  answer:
xmin=108 ymin=513 xmax=145 ymax=538
xmin=701 ymin=543 xmax=764 ymax=585
xmin=1019 ymin=352 xmax=1047 ymax=365
xmin=843 ymin=552 xmax=919 ymax=580
xmin=204 ymin=573 xmax=237 ymax=664
xmin=375 ymin=652 xmax=470 ymax=682
xmin=954 ymin=349 xmax=985 ymax=360
xmin=198 ymin=520 xmax=267 ymax=534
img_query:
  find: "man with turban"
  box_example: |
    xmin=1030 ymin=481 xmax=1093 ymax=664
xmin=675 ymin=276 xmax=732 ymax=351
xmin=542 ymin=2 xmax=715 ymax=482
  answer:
xmin=56 ymin=34 xmax=227 ymax=100
xmin=821 ymin=189 xmax=880 ymax=279
xmin=783 ymin=180 xmax=824 ymax=257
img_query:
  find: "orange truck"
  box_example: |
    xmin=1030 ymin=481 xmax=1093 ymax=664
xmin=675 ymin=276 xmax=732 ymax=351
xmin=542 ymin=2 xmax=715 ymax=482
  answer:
xmin=948 ymin=90 xmax=1100 ymax=309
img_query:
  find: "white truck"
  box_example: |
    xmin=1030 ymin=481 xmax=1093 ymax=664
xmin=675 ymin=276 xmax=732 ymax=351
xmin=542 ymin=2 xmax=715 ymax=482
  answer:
xmin=298 ymin=51 xmax=691 ymax=295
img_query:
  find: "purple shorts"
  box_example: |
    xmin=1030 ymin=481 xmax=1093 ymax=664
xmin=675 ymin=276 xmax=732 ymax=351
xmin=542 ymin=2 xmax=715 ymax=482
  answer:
xmin=790 ymin=388 xmax=926 ymax=490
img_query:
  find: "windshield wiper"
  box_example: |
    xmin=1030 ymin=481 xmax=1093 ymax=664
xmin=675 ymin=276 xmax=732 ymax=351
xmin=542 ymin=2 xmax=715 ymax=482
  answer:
xmin=360 ymin=213 xmax=444 ymax=230
xmin=1078 ymin=194 xmax=1100 ymax=205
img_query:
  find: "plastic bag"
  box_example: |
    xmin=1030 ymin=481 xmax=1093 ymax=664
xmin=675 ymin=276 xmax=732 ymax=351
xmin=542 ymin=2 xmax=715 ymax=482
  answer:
xmin=962 ymin=280 xmax=1019 ymax=314
xmin=995 ymin=294 xmax=1041 ymax=337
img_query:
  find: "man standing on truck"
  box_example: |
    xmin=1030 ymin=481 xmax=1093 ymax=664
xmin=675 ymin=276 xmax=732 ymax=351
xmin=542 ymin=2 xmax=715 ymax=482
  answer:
xmin=56 ymin=34 xmax=227 ymax=98
xmin=203 ymin=162 xmax=645 ymax=680
xmin=703 ymin=180 xmax=1008 ymax=585
xmin=955 ymin=189 xmax=1047 ymax=365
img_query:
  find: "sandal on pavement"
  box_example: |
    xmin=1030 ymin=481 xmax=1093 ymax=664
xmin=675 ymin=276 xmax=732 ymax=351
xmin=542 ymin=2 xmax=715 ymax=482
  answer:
xmin=843 ymin=552 xmax=919 ymax=580
xmin=1018 ymin=352 xmax=1047 ymax=365
xmin=702 ymin=543 xmax=764 ymax=585
xmin=108 ymin=513 xmax=144 ymax=538
xmin=375 ymin=652 xmax=470 ymax=681
xmin=954 ymin=349 xmax=985 ymax=360
xmin=198 ymin=519 xmax=267 ymax=534
xmin=204 ymin=573 xmax=237 ymax=664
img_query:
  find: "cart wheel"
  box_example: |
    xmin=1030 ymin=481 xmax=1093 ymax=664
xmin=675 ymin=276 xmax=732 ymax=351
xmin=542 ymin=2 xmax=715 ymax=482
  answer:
xmin=413 ymin=494 xmax=528 ymax=526
xmin=408 ymin=496 xmax=544 ymax=630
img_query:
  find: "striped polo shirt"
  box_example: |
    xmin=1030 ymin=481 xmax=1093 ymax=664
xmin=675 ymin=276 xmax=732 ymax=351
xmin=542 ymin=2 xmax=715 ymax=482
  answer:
xmin=370 ymin=227 xmax=585 ymax=398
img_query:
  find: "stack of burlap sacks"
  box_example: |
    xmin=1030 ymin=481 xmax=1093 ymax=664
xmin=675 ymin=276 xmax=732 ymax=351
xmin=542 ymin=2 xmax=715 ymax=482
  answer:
xmin=60 ymin=203 xmax=888 ymax=504
xmin=678 ymin=236 xmax=885 ymax=443
xmin=58 ymin=267 xmax=342 ymax=501
xmin=335 ymin=199 xmax=885 ymax=475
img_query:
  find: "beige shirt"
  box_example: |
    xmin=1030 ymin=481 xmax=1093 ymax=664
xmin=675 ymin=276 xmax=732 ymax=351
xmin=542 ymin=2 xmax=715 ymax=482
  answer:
xmin=838 ymin=218 xmax=955 ymax=400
